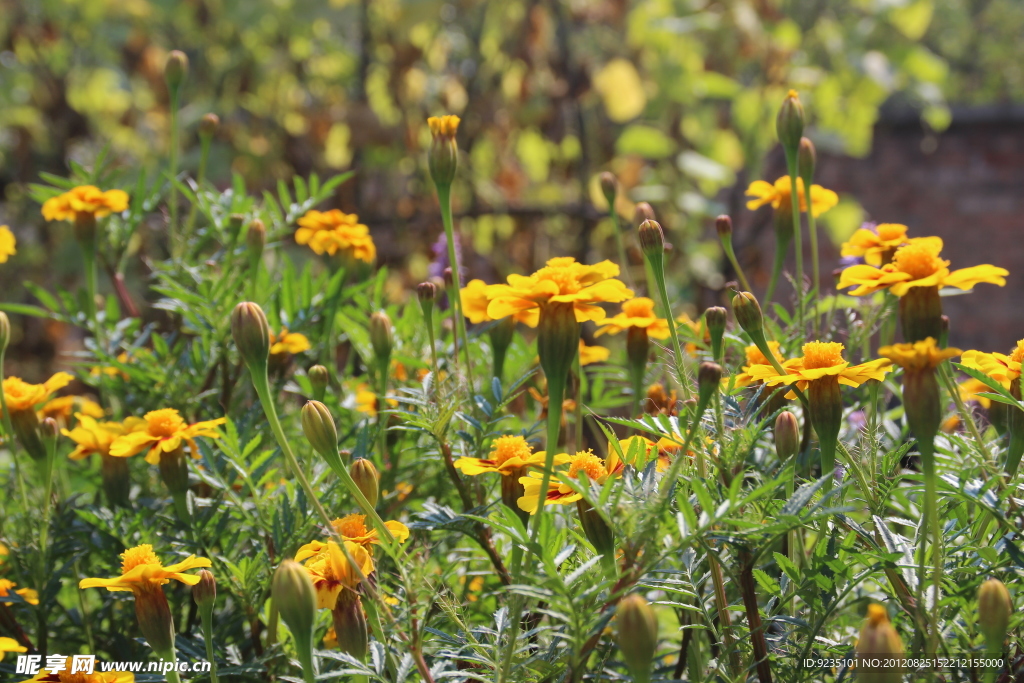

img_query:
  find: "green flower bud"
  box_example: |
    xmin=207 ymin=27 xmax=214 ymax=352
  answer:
xmin=350 ymin=458 xmax=380 ymax=508
xmin=855 ymin=605 xmax=903 ymax=683
xmin=308 ymin=365 xmax=329 ymax=401
xmin=231 ymin=302 xmax=270 ymax=369
xmin=369 ymin=311 xmax=393 ymax=366
xmin=599 ymin=172 xmax=617 ymax=209
xmin=776 ymin=89 xmax=805 ymax=152
xmin=198 ymin=113 xmax=219 ymax=139
xmin=637 ymin=220 xmax=665 ymax=260
xmin=427 ymin=115 xmax=460 ymax=188
xmin=697 ymin=362 xmax=722 ymax=410
xmin=536 ymin=302 xmax=581 ymax=390
xmin=490 ymin=316 xmax=516 ymax=381
xmin=41 ymin=417 xmax=59 ymax=447
xmin=0 ymin=311 xmax=10 ymax=353
xmin=192 ymin=569 xmax=217 ymax=611
xmin=704 ymin=307 xmax=727 ymax=360
xmin=331 ymin=593 xmax=369 ymax=660
xmin=715 ymin=214 xmax=732 ymax=239
xmin=272 ymin=560 xmax=317 ymax=675
xmin=165 ymin=50 xmax=189 ymax=92
xmin=246 ymin=219 xmax=266 ymax=262
xmin=899 ymin=286 xmax=943 ymax=343
xmin=158 ymin=446 xmax=190 ymax=496
xmin=616 ymin=594 xmax=659 ymax=683
xmin=301 ymin=401 xmax=341 ymax=469
xmin=978 ymin=578 xmax=1012 ymax=649
xmin=731 ymin=292 xmax=763 ymax=336
xmin=417 ymin=281 xmax=437 ymax=307
xmin=798 ymin=137 xmax=816 ymax=186
xmin=576 ymin=499 xmax=615 ymax=570
xmin=100 ymin=454 xmax=131 ymax=508
xmin=774 ymin=411 xmax=800 ymax=462
xmin=134 ymin=582 xmax=176 ymax=657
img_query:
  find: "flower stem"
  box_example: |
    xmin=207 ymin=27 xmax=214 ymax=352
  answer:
xmin=648 ymin=252 xmax=693 ymax=401
xmin=786 ymin=156 xmax=805 ymax=330
xmin=198 ymin=608 xmax=220 ymax=683
xmin=721 ymin=235 xmax=752 ymax=293
xmin=436 ymin=184 xmax=474 ymax=395
xmin=608 ymin=209 xmax=634 ymax=290
xmin=920 ymin=441 xmax=942 ymax=657
xmin=169 ymin=90 xmax=181 ymax=257
xmin=0 ymin=349 xmax=30 ymax=511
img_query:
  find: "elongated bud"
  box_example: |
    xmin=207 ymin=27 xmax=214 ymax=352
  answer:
xmin=715 ymin=215 xmax=732 ymax=238
xmin=0 ymin=311 xmax=9 ymax=352
xmin=41 ymin=417 xmax=59 ymax=446
xmin=536 ymin=302 xmax=581 ymax=390
xmin=705 ymin=307 xmax=726 ymax=360
xmin=637 ymin=220 xmax=665 ymax=259
xmin=797 ymin=137 xmax=816 ymax=186
xmin=165 ymin=50 xmax=189 ymax=92
xmin=272 ymin=560 xmax=317 ymax=672
xmin=599 ymin=172 xmax=617 ymax=209
xmin=133 ymin=582 xmax=176 ymax=656
xmin=626 ymin=327 xmax=650 ymax=411
xmin=192 ymin=569 xmax=217 ymax=611
xmin=369 ymin=311 xmax=393 ymax=365
xmin=158 ymin=447 xmax=190 ymax=496
xmin=199 ymin=113 xmax=219 ymax=139
xmin=939 ymin=315 xmax=950 ymax=349
xmin=978 ymin=578 xmax=1012 ymax=649
xmin=308 ymin=365 xmax=329 ymax=401
xmin=350 ymin=458 xmax=380 ymax=507
xmin=427 ymin=115 xmax=460 ymax=188
xmin=246 ymin=219 xmax=266 ymax=261
xmin=855 ymin=604 xmax=903 ymax=683
xmin=231 ymin=302 xmax=270 ymax=369
xmin=634 ymin=202 xmax=656 ymax=224
xmin=301 ymin=401 xmax=340 ymax=467
xmin=774 ymin=411 xmax=800 ymax=462
xmin=490 ymin=316 xmax=516 ymax=381
xmin=331 ymin=595 xmax=369 ymax=660
xmin=697 ymin=362 xmax=722 ymax=409
xmin=443 ymin=267 xmax=454 ymax=289
xmin=576 ymin=499 xmax=615 ymax=573
xmin=616 ymin=594 xmax=658 ymax=683
xmin=731 ymin=292 xmax=763 ymax=336
xmin=417 ymin=281 xmax=436 ymax=321
xmin=776 ymin=89 xmax=804 ymax=152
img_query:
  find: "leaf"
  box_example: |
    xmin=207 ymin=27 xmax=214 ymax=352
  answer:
xmin=780 ymin=473 xmax=833 ymax=517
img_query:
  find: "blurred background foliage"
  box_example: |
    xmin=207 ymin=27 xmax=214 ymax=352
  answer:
xmin=2 ymin=0 xmax=1023 ymax=321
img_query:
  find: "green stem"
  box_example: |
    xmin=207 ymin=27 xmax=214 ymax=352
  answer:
xmin=764 ymin=235 xmax=787 ymax=307
xmin=377 ymin=361 xmax=389 ymax=465
xmin=437 ymin=184 xmax=474 ymax=395
xmin=199 ymin=609 xmax=220 ymax=683
xmin=0 ymin=349 xmax=30 ymax=511
xmin=786 ymin=157 xmax=804 ymax=330
xmin=721 ymin=236 xmax=752 ymax=293
xmin=649 ymin=256 xmax=693 ymax=401
xmin=184 ymin=135 xmax=212 ymax=239
xmin=920 ymin=443 xmax=942 ymax=657
xmin=804 ymin=187 xmax=820 ymax=303
xmin=609 ymin=210 xmax=634 ymax=290
xmin=574 ymin=354 xmax=584 ymax=452
xmin=169 ymin=90 xmax=181 ymax=256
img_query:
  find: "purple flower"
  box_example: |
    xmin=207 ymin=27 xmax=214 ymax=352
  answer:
xmin=428 ymin=231 xmax=464 ymax=281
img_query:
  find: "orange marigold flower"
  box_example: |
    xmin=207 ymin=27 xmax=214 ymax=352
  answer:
xmin=878 ymin=337 xmax=962 ymax=372
xmin=746 ymin=341 xmax=892 ymax=399
xmin=960 ymin=339 xmax=1024 ymax=384
xmin=517 ymin=450 xmax=623 ymax=514
xmin=454 ymin=434 xmax=567 ymax=477
xmin=460 ymin=278 xmax=537 ymax=326
xmin=79 ymin=544 xmax=210 ymax=595
xmin=2 ymin=373 xmax=74 ymax=414
xmin=745 ymin=176 xmax=838 ymax=218
xmin=0 ymin=578 xmax=39 ymax=605
xmin=294 ymin=209 xmax=376 ymax=263
xmin=730 ymin=341 xmax=785 ymax=388
xmin=0 ymin=636 xmax=27 ymax=661
xmin=17 ymin=657 xmax=134 ymax=682
xmin=108 ymin=408 xmax=225 ymax=465
xmin=269 ymin=328 xmax=311 ymax=355
xmin=0 ymin=226 xmax=16 ymax=263
xmin=295 ymin=540 xmax=373 ymax=610
xmin=579 ymin=340 xmax=610 ymax=366
xmin=840 ymin=223 xmax=918 ymax=266
xmin=41 ymin=186 xmax=129 ymax=222
xmin=294 ymin=514 xmax=409 ymax=561
xmin=38 ymin=395 xmax=104 ymax=425
xmin=63 ymin=414 xmax=147 ymax=461
xmin=595 ymin=297 xmax=669 ymax=339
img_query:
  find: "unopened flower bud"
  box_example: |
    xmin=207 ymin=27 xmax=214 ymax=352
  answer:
xmin=301 ymin=401 xmax=341 ymax=470
xmin=855 ymin=605 xmax=903 ymax=683
xmin=537 ymin=302 xmax=581 ymax=389
xmin=134 ymin=580 xmax=176 ymax=656
xmin=199 ymin=113 xmax=219 ymax=139
xmin=705 ymin=307 xmax=726 ymax=360
xmin=616 ymin=594 xmax=658 ymax=683
xmin=634 ymin=202 xmax=656 ymax=224
xmin=798 ymin=137 xmax=816 ymax=186
xmin=350 ymin=458 xmax=380 ymax=508
xmin=158 ymin=447 xmax=190 ymax=496
xmin=978 ymin=578 xmax=1012 ymax=649
xmin=41 ymin=417 xmax=59 ymax=443
xmin=731 ymin=292 xmax=763 ymax=336
xmin=165 ymin=50 xmax=189 ymax=91
xmin=272 ymin=560 xmax=317 ymax=669
xmin=192 ymin=569 xmax=217 ymax=611
xmin=637 ymin=220 xmax=665 ymax=259
xmin=939 ymin=315 xmax=950 ymax=349
xmin=776 ymin=89 xmax=805 ymax=152
xmin=369 ymin=311 xmax=393 ymax=365
xmin=427 ymin=115 xmax=460 ymax=188
xmin=231 ymin=302 xmax=270 ymax=369
xmin=246 ymin=219 xmax=266 ymax=261
xmin=332 ymin=593 xmax=369 ymax=660
xmin=715 ymin=215 xmax=732 ymax=238
xmin=308 ymin=365 xmax=329 ymax=401
xmin=598 ymin=172 xmax=617 ymax=208
xmin=443 ymin=267 xmax=454 ymax=289
xmin=697 ymin=362 xmax=722 ymax=409
xmin=417 ymin=281 xmax=436 ymax=321
xmin=0 ymin=311 xmax=9 ymax=352
xmin=774 ymin=411 xmax=800 ymax=462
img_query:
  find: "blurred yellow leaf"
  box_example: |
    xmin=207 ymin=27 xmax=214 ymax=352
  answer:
xmin=593 ymin=59 xmax=647 ymax=123
xmin=324 ymin=123 xmax=352 ymax=168
xmin=890 ymin=0 xmax=933 ymax=41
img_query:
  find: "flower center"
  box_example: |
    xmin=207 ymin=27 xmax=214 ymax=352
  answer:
xmin=622 ymin=298 xmax=656 ymax=318
xmin=876 ymin=223 xmax=907 ymax=242
xmin=1010 ymin=339 xmax=1024 ymax=365
xmin=893 ymin=242 xmax=944 ymax=279
xmin=121 ymin=544 xmax=161 ymax=573
xmin=802 ymin=341 xmax=845 ymax=370
xmin=333 ymin=514 xmax=369 ymax=539
xmin=538 ymin=268 xmax=582 ymax=295
xmin=145 ymin=409 xmax=186 ymax=437
xmin=58 ymin=670 xmax=89 ymax=683
xmin=745 ymin=341 xmax=781 ymax=367
xmin=489 ymin=435 xmax=533 ymax=466
xmin=567 ymin=451 xmax=606 ymax=480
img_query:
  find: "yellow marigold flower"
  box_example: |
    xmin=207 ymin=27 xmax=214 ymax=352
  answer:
xmin=427 ymin=115 xmax=460 ymax=138
xmin=746 ymin=341 xmax=892 ymax=399
xmin=0 ymin=636 xmax=27 ymax=660
xmin=460 ymin=278 xmax=537 ymax=325
xmin=38 ymin=395 xmax=104 ymax=425
xmin=960 ymin=339 xmax=1024 ymax=384
xmin=645 ymin=383 xmax=678 ymax=416
xmin=0 ymin=578 xmax=39 ymax=605
xmin=62 ymin=414 xmax=147 ymax=460
xmin=323 ymin=626 xmax=338 ymax=649
xmin=517 ymin=450 xmax=623 ymax=514
xmin=108 ymin=408 xmax=226 ymax=465
xmin=840 ymin=223 xmax=917 ymax=266
xmin=837 ymin=238 xmax=1008 ymax=297
xmin=484 ymin=256 xmax=633 ymax=325
xmin=294 ymin=514 xmax=410 ymax=559
xmin=269 ymin=328 xmax=311 ymax=355
xmin=958 ymin=377 xmax=1004 ymax=409
xmin=579 ymin=340 xmax=610 ymax=366
xmin=16 ymin=657 xmax=134 ymax=682
xmin=2 ymin=372 xmax=74 ymax=414
xmin=595 ymin=297 xmax=669 ymax=339
xmin=878 ymin=337 xmax=962 ymax=371
xmin=296 ymin=540 xmax=374 ymax=610
xmin=676 ymin=312 xmax=710 ymax=354
xmin=392 ymin=360 xmax=408 ymax=382
xmin=41 ymin=186 xmax=129 ymax=222
xmin=745 ymin=176 xmax=838 ymax=218
xmin=454 ymin=434 xmax=565 ymax=477
xmin=79 ymin=544 xmax=211 ymax=594
xmin=942 ymin=415 xmax=960 ymax=433
xmin=0 ymin=226 xmax=16 ymax=263
xmin=731 ymin=341 xmax=785 ymax=388
xmin=352 ymin=382 xmax=397 ymax=416
xmin=294 ymin=209 xmax=376 ymax=263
